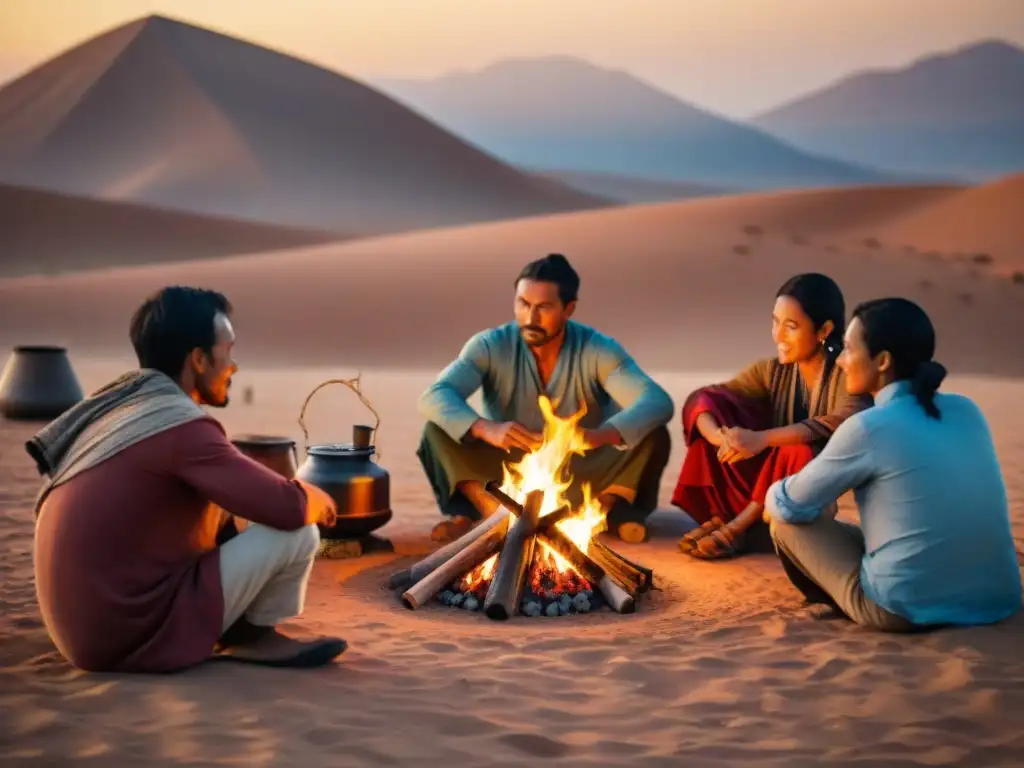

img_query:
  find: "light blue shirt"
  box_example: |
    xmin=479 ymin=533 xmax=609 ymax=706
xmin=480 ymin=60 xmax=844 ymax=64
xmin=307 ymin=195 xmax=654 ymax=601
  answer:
xmin=417 ymin=320 xmax=674 ymax=448
xmin=767 ymin=380 xmax=1022 ymax=626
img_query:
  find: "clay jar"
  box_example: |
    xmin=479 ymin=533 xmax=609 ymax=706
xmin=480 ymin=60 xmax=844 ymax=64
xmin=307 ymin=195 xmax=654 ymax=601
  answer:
xmin=0 ymin=345 xmax=84 ymax=420
xmin=230 ymin=434 xmax=299 ymax=479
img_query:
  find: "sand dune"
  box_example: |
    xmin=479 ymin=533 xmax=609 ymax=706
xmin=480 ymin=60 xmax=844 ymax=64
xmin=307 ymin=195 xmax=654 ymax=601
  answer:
xmin=534 ymin=169 xmax=731 ymax=204
xmin=0 ymin=182 xmax=342 ymax=277
xmin=0 ymin=15 xmax=605 ymax=234
xmin=870 ymin=174 xmax=1024 ymax=272
xmin=1 ymin=182 xmax=1022 ymax=377
xmin=0 ymin=366 xmax=1022 ymax=765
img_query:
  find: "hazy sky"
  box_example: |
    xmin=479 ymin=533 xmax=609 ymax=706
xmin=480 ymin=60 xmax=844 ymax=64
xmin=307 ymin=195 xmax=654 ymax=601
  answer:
xmin=1 ymin=0 xmax=1022 ymax=117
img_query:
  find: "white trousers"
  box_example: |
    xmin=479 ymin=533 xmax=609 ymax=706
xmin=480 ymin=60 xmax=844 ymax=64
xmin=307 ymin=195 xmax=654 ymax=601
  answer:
xmin=218 ymin=522 xmax=320 ymax=632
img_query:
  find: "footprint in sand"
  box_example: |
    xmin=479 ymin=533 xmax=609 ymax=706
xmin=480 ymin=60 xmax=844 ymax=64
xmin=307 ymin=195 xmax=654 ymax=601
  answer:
xmin=497 ymin=731 xmax=573 ymax=759
xmin=302 ymin=727 xmax=347 ymax=747
xmin=431 ymin=712 xmax=501 ymax=737
xmin=807 ymin=657 xmax=853 ymax=683
xmin=421 ymin=641 xmax=459 ymax=653
xmin=563 ymin=647 xmax=614 ymax=666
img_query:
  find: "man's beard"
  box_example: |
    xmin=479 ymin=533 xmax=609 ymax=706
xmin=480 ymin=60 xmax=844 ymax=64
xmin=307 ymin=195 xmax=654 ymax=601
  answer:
xmin=196 ymin=377 xmax=230 ymax=408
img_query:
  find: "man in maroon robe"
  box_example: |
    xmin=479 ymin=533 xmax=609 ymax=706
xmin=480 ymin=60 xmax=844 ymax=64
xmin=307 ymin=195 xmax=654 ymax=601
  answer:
xmin=29 ymin=286 xmax=346 ymax=672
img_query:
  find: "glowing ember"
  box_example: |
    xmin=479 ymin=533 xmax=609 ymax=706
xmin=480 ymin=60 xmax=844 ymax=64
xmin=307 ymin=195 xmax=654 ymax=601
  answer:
xmin=442 ymin=396 xmax=610 ymax=615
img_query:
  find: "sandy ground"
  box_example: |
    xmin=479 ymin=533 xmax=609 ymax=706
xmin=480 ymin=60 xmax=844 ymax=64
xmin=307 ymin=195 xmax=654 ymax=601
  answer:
xmin=0 ymin=182 xmax=341 ymax=278
xmin=1 ymin=363 xmax=1021 ymax=766
xmin=2 ymin=180 xmax=1023 ymax=378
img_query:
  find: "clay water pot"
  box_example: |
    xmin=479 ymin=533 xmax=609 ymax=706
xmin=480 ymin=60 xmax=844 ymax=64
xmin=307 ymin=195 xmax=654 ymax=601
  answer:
xmin=215 ymin=435 xmax=299 ymax=543
xmin=230 ymin=434 xmax=299 ymax=479
xmin=294 ymin=378 xmax=392 ymax=540
xmin=0 ymin=345 xmax=84 ymax=420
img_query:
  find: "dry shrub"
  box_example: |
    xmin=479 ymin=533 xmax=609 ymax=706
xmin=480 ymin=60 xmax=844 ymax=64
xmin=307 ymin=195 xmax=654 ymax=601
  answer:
xmin=733 ymin=244 xmax=750 ymax=256
xmin=742 ymin=224 xmax=763 ymax=237
xmin=863 ymin=237 xmax=881 ymax=249
xmin=972 ymin=253 xmax=994 ymax=265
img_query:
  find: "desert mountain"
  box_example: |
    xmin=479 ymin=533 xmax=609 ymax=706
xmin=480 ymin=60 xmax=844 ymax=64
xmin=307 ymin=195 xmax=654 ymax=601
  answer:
xmin=753 ymin=40 xmax=1024 ymax=180
xmin=376 ymin=57 xmax=894 ymax=191
xmin=0 ymin=181 xmax=341 ymax=278
xmin=0 ymin=16 xmax=606 ymax=234
xmin=2 ymin=180 xmax=1020 ymax=377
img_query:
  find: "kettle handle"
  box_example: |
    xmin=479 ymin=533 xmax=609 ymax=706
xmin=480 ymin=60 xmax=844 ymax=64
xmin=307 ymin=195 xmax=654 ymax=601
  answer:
xmin=297 ymin=374 xmax=382 ymax=459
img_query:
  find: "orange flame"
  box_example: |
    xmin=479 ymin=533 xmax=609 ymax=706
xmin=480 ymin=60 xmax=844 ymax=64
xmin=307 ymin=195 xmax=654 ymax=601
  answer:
xmin=498 ymin=396 xmax=607 ymax=575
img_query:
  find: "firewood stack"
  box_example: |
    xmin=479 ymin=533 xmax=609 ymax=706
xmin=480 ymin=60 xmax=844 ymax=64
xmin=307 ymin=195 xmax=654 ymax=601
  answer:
xmin=389 ymin=485 xmax=653 ymax=620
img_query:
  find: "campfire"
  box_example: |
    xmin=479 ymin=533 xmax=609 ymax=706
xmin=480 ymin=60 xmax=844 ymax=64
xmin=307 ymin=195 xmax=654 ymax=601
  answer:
xmin=389 ymin=397 xmax=654 ymax=620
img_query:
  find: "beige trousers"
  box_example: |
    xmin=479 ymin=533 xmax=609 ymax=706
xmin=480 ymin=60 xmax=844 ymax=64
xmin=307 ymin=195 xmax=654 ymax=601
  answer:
xmin=218 ymin=522 xmax=320 ymax=632
xmin=770 ymin=516 xmax=914 ymax=632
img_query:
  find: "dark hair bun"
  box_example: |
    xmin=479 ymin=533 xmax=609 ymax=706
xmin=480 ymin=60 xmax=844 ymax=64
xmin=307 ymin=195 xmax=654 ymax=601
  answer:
xmin=914 ymin=360 xmax=947 ymax=392
xmin=910 ymin=360 xmax=947 ymax=418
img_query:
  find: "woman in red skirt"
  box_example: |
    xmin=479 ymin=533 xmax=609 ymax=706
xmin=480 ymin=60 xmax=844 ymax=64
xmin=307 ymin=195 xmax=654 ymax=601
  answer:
xmin=672 ymin=273 xmax=871 ymax=559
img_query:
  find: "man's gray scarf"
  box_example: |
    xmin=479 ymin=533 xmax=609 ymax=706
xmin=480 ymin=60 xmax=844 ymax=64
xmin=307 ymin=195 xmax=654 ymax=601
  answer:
xmin=26 ymin=369 xmax=207 ymax=516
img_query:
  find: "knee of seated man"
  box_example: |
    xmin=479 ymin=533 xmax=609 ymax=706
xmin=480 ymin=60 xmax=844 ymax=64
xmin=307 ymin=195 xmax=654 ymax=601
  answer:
xmin=421 ymin=421 xmax=447 ymax=441
xmin=289 ymin=523 xmax=321 ymax=560
xmin=268 ymin=520 xmax=319 ymax=561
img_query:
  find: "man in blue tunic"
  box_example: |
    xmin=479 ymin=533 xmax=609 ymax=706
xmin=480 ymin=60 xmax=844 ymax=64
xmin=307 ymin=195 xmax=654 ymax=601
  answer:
xmin=417 ymin=253 xmax=674 ymax=543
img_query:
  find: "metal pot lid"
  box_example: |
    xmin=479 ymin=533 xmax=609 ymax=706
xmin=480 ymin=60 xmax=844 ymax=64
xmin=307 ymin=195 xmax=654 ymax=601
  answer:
xmin=231 ymin=433 xmax=296 ymax=448
xmin=307 ymin=443 xmax=375 ymax=457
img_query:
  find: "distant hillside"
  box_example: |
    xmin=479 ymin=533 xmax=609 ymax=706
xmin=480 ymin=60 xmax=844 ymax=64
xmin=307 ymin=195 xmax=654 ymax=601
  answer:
xmin=377 ymin=57 xmax=896 ymax=191
xmin=753 ymin=40 xmax=1024 ymax=179
xmin=0 ymin=182 xmax=340 ymax=277
xmin=0 ymin=16 xmax=607 ymax=235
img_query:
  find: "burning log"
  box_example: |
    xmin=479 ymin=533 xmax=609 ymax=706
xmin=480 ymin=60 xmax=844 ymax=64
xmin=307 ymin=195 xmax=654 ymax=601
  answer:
xmin=484 ymin=482 xmax=524 ymax=513
xmin=537 ymin=505 xmax=573 ymax=530
xmin=388 ymin=508 xmax=511 ymax=590
xmin=483 ymin=490 xmax=543 ymax=620
xmin=539 ymin=527 xmax=605 ymax=585
xmin=486 ymin=480 xmax=651 ymax=593
xmin=401 ymin=521 xmax=507 ymax=609
xmin=577 ymin=539 xmax=641 ymax=596
xmin=590 ymin=538 xmax=652 ymax=593
xmin=536 ymin=529 xmax=632 ymax=614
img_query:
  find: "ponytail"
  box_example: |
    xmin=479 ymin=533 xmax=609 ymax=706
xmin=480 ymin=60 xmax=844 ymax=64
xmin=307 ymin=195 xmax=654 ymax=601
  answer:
xmin=910 ymin=360 xmax=947 ymax=419
xmin=851 ymin=298 xmax=945 ymax=419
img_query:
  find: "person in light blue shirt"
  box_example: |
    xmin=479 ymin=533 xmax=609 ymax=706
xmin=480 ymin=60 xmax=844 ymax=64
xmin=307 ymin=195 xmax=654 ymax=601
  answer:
xmin=417 ymin=254 xmax=674 ymax=544
xmin=767 ymin=297 xmax=1022 ymax=631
